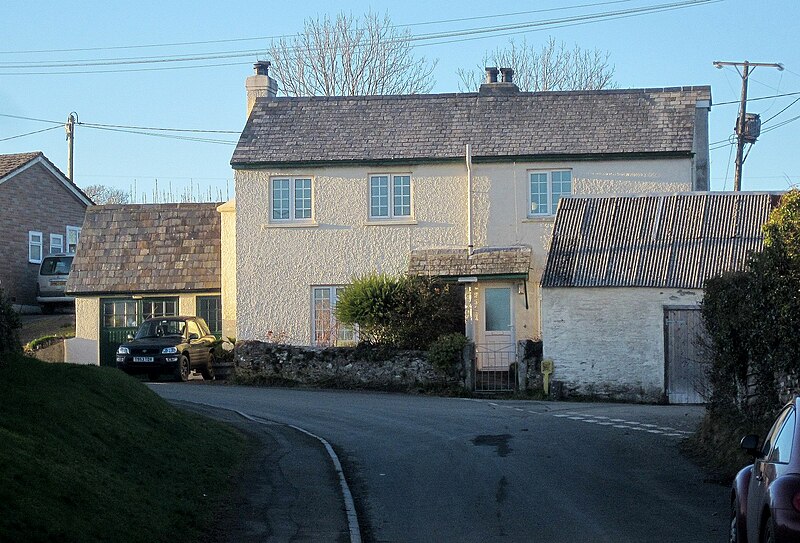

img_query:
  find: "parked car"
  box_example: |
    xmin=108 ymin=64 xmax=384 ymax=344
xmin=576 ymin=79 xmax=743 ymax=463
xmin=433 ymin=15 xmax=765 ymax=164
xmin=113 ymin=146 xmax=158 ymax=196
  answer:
xmin=37 ymin=253 xmax=74 ymax=314
xmin=116 ymin=316 xmax=217 ymax=381
xmin=731 ymin=396 xmax=800 ymax=543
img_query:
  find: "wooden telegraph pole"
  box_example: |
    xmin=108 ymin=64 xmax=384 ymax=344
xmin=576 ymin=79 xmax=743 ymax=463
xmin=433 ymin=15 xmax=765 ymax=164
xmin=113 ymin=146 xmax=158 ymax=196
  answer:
xmin=713 ymin=61 xmax=783 ymax=191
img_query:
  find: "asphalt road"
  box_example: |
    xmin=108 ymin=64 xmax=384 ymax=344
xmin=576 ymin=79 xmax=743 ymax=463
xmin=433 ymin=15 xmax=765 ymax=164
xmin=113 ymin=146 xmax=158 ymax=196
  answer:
xmin=151 ymin=384 xmax=728 ymax=543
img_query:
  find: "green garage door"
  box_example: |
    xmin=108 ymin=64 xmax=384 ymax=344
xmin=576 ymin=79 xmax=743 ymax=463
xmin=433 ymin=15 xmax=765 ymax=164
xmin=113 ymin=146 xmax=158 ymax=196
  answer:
xmin=99 ymin=298 xmax=178 ymax=367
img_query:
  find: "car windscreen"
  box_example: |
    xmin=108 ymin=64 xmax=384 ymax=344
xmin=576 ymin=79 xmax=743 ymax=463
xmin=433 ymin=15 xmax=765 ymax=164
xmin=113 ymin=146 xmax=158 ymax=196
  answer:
xmin=135 ymin=319 xmax=186 ymax=339
xmin=40 ymin=256 xmax=73 ymax=276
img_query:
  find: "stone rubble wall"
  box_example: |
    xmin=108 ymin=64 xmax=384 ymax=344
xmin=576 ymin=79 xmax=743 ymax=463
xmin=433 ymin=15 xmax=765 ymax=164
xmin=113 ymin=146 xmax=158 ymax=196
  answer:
xmin=234 ymin=340 xmax=463 ymax=391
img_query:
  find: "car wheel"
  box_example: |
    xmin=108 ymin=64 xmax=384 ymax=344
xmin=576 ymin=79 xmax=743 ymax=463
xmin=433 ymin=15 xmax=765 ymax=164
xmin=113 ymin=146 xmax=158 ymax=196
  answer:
xmin=175 ymin=355 xmax=190 ymax=382
xmin=729 ymin=497 xmax=739 ymax=543
xmin=201 ymin=353 xmax=216 ymax=381
xmin=762 ymin=514 xmax=776 ymax=543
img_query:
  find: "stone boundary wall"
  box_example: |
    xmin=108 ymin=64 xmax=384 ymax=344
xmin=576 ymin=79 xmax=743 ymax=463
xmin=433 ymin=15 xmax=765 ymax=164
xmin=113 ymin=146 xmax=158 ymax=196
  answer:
xmin=234 ymin=341 xmax=464 ymax=391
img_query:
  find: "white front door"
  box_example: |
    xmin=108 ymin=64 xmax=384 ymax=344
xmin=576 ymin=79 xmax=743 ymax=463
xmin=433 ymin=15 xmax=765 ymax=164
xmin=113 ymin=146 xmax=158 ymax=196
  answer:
xmin=478 ymin=286 xmax=515 ymax=370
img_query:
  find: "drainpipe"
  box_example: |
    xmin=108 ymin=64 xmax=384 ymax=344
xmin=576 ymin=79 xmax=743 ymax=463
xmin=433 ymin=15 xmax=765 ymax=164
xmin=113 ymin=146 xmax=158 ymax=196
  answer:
xmin=466 ymin=143 xmax=474 ymax=255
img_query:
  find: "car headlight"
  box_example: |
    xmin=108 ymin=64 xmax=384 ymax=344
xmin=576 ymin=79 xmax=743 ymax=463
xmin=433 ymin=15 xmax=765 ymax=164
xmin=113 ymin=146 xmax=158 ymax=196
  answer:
xmin=161 ymin=346 xmax=178 ymax=354
xmin=117 ymin=346 xmax=130 ymax=354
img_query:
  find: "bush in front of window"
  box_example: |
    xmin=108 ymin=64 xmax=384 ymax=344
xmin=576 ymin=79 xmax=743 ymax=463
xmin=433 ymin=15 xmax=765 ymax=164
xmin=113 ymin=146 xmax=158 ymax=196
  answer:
xmin=335 ymin=273 xmax=464 ymax=350
xmin=0 ymin=288 xmax=22 ymax=356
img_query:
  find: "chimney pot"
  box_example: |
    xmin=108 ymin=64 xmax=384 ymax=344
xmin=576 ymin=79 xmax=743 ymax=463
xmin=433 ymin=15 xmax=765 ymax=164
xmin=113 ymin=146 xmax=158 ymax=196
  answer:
xmin=484 ymin=67 xmax=499 ymax=84
xmin=254 ymin=60 xmax=271 ymax=76
xmin=499 ymin=67 xmax=514 ymax=84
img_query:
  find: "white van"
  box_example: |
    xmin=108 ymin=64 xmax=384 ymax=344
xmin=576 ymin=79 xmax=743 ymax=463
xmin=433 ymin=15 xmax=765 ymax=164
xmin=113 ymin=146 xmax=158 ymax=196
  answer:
xmin=37 ymin=253 xmax=75 ymax=314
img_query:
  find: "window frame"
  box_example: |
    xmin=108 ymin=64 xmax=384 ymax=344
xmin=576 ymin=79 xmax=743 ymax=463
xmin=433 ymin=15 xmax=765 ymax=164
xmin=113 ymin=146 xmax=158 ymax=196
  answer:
xmin=311 ymin=285 xmax=357 ymax=347
xmin=270 ymin=177 xmax=313 ymax=223
xmin=197 ymin=295 xmax=222 ymax=337
xmin=369 ymin=173 xmax=413 ymax=220
xmin=528 ymin=169 xmax=572 ymax=217
xmin=49 ymin=233 xmax=64 ymax=255
xmin=66 ymin=226 xmax=81 ymax=253
xmin=28 ymin=231 xmax=43 ymax=264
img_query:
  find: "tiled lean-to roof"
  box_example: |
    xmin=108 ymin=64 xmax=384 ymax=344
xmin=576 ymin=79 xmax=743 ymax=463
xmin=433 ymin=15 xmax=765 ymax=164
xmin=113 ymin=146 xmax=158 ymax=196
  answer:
xmin=541 ymin=192 xmax=781 ymax=290
xmin=408 ymin=246 xmax=533 ymax=278
xmin=66 ymin=203 xmax=221 ymax=295
xmin=232 ymin=86 xmax=710 ymax=166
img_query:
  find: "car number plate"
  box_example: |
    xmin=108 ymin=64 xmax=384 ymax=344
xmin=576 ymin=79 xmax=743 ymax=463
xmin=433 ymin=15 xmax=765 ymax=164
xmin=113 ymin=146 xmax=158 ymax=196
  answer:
xmin=133 ymin=356 xmax=154 ymax=362
xmin=51 ymin=280 xmax=66 ymax=286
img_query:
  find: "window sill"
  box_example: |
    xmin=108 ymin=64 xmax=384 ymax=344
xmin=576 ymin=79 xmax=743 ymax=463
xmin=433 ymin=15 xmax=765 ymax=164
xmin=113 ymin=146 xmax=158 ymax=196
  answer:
xmin=365 ymin=219 xmax=418 ymax=226
xmin=262 ymin=221 xmax=319 ymax=229
xmin=522 ymin=216 xmax=555 ymax=223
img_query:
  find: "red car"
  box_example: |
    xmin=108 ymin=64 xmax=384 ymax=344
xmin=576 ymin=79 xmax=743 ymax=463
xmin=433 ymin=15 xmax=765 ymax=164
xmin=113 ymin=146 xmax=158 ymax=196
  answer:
xmin=731 ymin=396 xmax=800 ymax=542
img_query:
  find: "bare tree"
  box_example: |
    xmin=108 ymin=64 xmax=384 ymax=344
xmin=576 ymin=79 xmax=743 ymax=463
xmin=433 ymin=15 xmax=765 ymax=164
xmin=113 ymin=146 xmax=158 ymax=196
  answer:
xmin=268 ymin=11 xmax=436 ymax=96
xmin=82 ymin=184 xmax=130 ymax=205
xmin=457 ymin=37 xmax=616 ymax=92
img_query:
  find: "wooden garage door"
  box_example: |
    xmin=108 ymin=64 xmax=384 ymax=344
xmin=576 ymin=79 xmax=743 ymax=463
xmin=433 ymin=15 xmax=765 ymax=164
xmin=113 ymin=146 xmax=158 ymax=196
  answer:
xmin=664 ymin=308 xmax=710 ymax=404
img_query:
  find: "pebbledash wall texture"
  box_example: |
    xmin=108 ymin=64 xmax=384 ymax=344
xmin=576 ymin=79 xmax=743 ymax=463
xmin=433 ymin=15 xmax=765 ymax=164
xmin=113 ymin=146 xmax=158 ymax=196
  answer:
xmin=232 ymin=158 xmax=694 ymax=344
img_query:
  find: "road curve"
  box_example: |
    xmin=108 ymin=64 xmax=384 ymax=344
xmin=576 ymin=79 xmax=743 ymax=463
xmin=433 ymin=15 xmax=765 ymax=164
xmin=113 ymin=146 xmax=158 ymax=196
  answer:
xmin=151 ymin=383 xmax=728 ymax=543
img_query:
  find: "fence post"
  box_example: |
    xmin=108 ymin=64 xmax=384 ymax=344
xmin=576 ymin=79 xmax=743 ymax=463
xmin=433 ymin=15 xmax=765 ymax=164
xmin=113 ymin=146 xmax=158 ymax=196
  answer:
xmin=463 ymin=342 xmax=475 ymax=390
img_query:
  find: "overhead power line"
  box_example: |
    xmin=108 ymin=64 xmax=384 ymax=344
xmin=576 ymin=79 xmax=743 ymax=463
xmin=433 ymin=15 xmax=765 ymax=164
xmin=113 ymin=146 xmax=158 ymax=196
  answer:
xmin=0 ymin=125 xmax=61 ymax=142
xmin=0 ymin=0 xmax=720 ymax=75
xmin=0 ymin=0 xmax=640 ymax=56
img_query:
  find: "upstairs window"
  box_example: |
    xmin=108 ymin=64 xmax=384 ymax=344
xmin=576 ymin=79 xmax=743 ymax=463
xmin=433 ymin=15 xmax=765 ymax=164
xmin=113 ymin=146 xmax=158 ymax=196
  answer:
xmin=370 ymin=174 xmax=412 ymax=219
xmin=272 ymin=177 xmax=312 ymax=222
xmin=529 ymin=170 xmax=572 ymax=216
xmin=66 ymin=226 xmax=81 ymax=253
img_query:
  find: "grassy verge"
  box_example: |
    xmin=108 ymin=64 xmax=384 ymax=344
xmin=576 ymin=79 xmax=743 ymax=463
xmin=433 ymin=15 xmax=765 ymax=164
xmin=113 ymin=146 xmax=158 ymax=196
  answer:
xmin=682 ymin=411 xmax=771 ymax=483
xmin=0 ymin=354 xmax=249 ymax=543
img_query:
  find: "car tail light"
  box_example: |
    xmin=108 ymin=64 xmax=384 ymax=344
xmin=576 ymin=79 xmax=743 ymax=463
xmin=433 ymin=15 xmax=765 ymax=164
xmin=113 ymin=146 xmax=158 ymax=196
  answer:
xmin=793 ymin=491 xmax=800 ymax=513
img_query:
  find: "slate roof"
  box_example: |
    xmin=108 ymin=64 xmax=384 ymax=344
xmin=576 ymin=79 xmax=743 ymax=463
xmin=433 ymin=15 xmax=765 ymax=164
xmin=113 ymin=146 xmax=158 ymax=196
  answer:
xmin=541 ymin=192 xmax=781 ymax=289
xmin=66 ymin=203 xmax=221 ymax=295
xmin=408 ymin=246 xmax=532 ymax=278
xmin=232 ymin=86 xmax=711 ymax=166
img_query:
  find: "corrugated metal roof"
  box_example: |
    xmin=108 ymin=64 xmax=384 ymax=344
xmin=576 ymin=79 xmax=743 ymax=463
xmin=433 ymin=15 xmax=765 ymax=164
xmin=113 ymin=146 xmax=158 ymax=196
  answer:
xmin=541 ymin=192 xmax=781 ymax=289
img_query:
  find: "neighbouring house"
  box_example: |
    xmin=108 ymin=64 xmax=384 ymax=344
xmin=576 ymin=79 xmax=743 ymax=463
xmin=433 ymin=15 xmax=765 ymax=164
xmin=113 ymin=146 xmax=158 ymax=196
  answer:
xmin=226 ymin=62 xmax=711 ymax=376
xmin=0 ymin=152 xmax=92 ymax=307
xmin=540 ymin=192 xmax=780 ymax=403
xmin=65 ymin=203 xmax=222 ymax=366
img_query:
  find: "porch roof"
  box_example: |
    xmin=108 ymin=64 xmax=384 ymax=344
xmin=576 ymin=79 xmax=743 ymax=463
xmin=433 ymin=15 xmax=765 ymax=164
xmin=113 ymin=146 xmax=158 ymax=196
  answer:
xmin=408 ymin=246 xmax=532 ymax=279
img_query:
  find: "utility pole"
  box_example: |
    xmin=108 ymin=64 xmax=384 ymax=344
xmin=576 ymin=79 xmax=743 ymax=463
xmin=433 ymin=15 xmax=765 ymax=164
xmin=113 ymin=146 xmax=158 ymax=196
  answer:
xmin=65 ymin=112 xmax=78 ymax=181
xmin=713 ymin=61 xmax=783 ymax=191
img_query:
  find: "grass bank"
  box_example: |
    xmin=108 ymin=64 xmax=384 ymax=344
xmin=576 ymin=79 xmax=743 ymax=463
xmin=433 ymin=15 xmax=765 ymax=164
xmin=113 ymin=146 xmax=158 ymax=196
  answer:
xmin=0 ymin=354 xmax=249 ymax=543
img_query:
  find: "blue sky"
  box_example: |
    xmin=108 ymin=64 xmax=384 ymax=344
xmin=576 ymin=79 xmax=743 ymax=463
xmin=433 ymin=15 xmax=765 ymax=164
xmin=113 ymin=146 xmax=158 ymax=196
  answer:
xmin=1 ymin=0 xmax=798 ymax=201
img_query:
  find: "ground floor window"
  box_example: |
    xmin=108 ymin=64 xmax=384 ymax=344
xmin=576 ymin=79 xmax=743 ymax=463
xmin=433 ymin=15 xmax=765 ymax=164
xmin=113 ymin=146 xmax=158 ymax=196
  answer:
xmin=197 ymin=295 xmax=222 ymax=337
xmin=312 ymin=286 xmax=356 ymax=346
xmin=28 ymin=231 xmax=43 ymax=263
xmin=50 ymin=233 xmax=64 ymax=255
